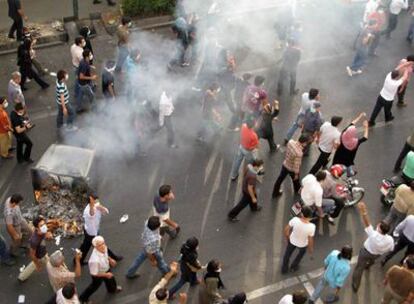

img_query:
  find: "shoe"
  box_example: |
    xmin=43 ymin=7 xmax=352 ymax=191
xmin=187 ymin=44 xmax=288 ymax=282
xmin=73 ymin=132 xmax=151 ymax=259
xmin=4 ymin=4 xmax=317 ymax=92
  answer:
xmin=8 ymin=34 xmax=15 ymax=39
xmin=1 ymin=154 xmax=14 ymax=159
xmin=41 ymin=84 xmax=50 ymax=90
xmin=113 ymin=255 xmax=123 ymax=262
xmin=107 ymin=0 xmax=116 ymax=6
xmin=393 ymin=167 xmax=401 ymax=173
xmin=175 ymin=225 xmax=181 ymax=235
xmin=272 ymin=190 xmax=283 ymax=198
xmin=397 ymin=102 xmax=407 ymax=107
xmin=66 ymin=125 xmax=79 ymax=131
xmin=228 ymin=216 xmax=240 ymax=222
xmin=126 ymin=273 xmax=140 ymax=279
xmin=253 ymin=205 xmax=262 ymax=212
xmin=21 ymin=87 xmax=28 ymax=91
xmin=308 ymin=300 xmax=315 ymax=304
xmin=169 ymin=144 xmax=178 ymax=149
xmin=368 ymin=121 xmax=375 ymax=127
xmin=290 ymin=89 xmax=300 ymax=96
xmin=181 ymin=62 xmax=190 ymax=67
xmin=290 ymin=265 xmax=300 ymax=272
xmin=352 ymin=283 xmax=358 ymax=293
xmin=9 ymin=146 xmax=16 ymax=152
xmin=380 ymin=259 xmax=387 ymax=267
xmin=326 ymin=216 xmax=335 ymax=225
xmin=355 ymin=69 xmax=363 ymax=75
xmin=228 ymin=127 xmax=240 ymax=132
xmin=346 ymin=66 xmax=353 ymax=77
xmin=93 ymin=0 xmax=102 ymax=3
xmin=116 ymin=286 xmax=122 ymax=292
xmin=283 ymin=139 xmax=288 ymax=146
xmin=230 ymin=175 xmax=238 ymax=181
xmin=386 ymin=117 xmax=394 ymax=123
xmin=25 ymin=158 xmax=34 ymax=164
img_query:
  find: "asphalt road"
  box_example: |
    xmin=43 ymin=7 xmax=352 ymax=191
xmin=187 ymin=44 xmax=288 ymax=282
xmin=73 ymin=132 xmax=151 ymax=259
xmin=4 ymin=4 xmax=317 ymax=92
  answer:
xmin=0 ymin=0 xmax=413 ymax=303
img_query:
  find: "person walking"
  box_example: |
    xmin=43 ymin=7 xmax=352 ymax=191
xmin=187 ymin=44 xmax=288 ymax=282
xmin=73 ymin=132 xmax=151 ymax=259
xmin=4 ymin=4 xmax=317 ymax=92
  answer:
xmin=384 ymin=182 xmax=414 ymax=230
xmin=351 ymin=202 xmax=394 ymax=292
xmin=78 ymin=236 xmax=122 ymax=302
xmin=126 ymin=216 xmax=170 ymax=279
xmin=230 ymin=118 xmax=259 ymax=181
xmin=76 ymin=49 xmax=96 ymax=113
xmin=0 ymin=97 xmax=13 ymax=160
xmin=102 ymin=60 xmax=116 ymax=100
xmin=284 ymin=88 xmax=319 ymax=144
xmin=309 ymin=116 xmax=342 ymax=174
xmin=368 ymin=65 xmax=412 ymax=126
xmin=46 ymin=249 xmax=81 ymax=292
xmin=228 ymin=159 xmax=264 ymax=222
xmin=3 ymin=194 xmax=32 ymax=257
xmin=281 ymin=206 xmax=315 ymax=274
xmin=242 ymin=76 xmax=268 ymax=120
xmin=256 ymin=100 xmax=280 ymax=153
xmin=277 ymin=38 xmax=301 ymax=96
xmin=228 ymin=73 xmax=252 ymax=130
xmin=381 ymin=255 xmax=414 ymax=304
xmin=394 ymin=130 xmax=414 ymax=172
xmin=153 ymin=184 xmax=180 ymax=239
xmin=382 ymin=215 xmax=414 ymax=266
xmin=168 ymin=237 xmax=202 ymax=299
xmin=197 ymin=83 xmax=222 ymax=142
xmin=395 ymin=55 xmax=414 ymax=107
xmin=199 ymin=259 xmax=226 ymax=304
xmin=10 ymin=103 xmax=34 ymax=163
xmin=300 ymin=102 xmax=323 ymax=156
xmin=7 ymin=0 xmax=27 ymax=41
xmin=115 ymin=17 xmax=131 ymax=73
xmin=18 ymin=217 xmax=53 ymax=281
xmin=308 ymin=246 xmax=353 ymax=303
xmin=272 ymin=134 xmax=309 ymax=197
xmin=77 ymin=193 xmax=122 ymax=265
xmin=346 ymin=32 xmax=373 ymax=76
xmin=158 ymin=91 xmax=178 ymax=148
xmin=56 ymin=70 xmax=76 ymax=131
xmin=278 ymin=290 xmax=308 ymax=304
xmin=383 ymin=0 xmax=408 ymax=39
xmin=8 ymin=72 xmax=25 ymax=106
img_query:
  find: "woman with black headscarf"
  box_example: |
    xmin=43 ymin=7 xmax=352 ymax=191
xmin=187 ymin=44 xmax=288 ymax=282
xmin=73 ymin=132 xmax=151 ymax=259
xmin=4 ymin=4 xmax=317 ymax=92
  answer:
xmin=199 ymin=259 xmax=225 ymax=304
xmin=168 ymin=237 xmax=202 ymax=299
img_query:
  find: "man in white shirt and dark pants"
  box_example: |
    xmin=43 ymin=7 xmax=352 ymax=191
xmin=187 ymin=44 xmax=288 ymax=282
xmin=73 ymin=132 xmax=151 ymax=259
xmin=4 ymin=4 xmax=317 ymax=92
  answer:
xmin=79 ymin=236 xmax=122 ymax=302
xmin=352 ymin=202 xmax=394 ymax=292
xmin=158 ymin=91 xmax=177 ymax=148
xmin=383 ymin=0 xmax=408 ymax=39
xmin=278 ymin=290 xmax=308 ymax=304
xmin=309 ymin=116 xmax=342 ymax=174
xmin=368 ymin=65 xmax=411 ymax=127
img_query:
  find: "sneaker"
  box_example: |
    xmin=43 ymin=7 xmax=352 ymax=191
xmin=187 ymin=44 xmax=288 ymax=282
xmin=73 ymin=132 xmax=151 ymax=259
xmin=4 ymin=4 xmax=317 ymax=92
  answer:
xmin=368 ymin=121 xmax=376 ymax=127
xmin=272 ymin=190 xmax=283 ymax=198
xmin=228 ymin=216 xmax=240 ymax=222
xmin=181 ymin=62 xmax=190 ymax=67
xmin=326 ymin=215 xmax=335 ymax=225
xmin=252 ymin=205 xmax=262 ymax=212
xmin=25 ymin=158 xmax=34 ymax=164
xmin=397 ymin=102 xmax=407 ymax=107
xmin=355 ymin=69 xmax=363 ymax=74
xmin=169 ymin=144 xmax=179 ymax=149
xmin=386 ymin=116 xmax=395 ymax=123
xmin=66 ymin=125 xmax=79 ymax=131
xmin=116 ymin=286 xmax=122 ymax=292
xmin=230 ymin=175 xmax=238 ymax=181
xmin=126 ymin=273 xmax=140 ymax=279
xmin=346 ymin=66 xmax=353 ymax=77
xmin=283 ymin=139 xmax=288 ymax=146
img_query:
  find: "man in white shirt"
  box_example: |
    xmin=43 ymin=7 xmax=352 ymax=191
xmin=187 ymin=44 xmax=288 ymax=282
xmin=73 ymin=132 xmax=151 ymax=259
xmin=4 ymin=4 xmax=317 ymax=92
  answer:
xmin=284 ymin=88 xmax=319 ymax=144
xmin=281 ymin=206 xmax=315 ymax=274
xmin=70 ymin=37 xmax=85 ymax=69
xmin=383 ymin=0 xmax=408 ymax=39
xmin=77 ymin=193 xmax=122 ymax=265
xmin=368 ymin=65 xmax=411 ymax=127
xmin=363 ymin=0 xmax=379 ymax=23
xmin=158 ymin=91 xmax=177 ymax=148
xmin=278 ymin=290 xmax=308 ymax=304
xmin=352 ymin=202 xmax=394 ymax=292
xmin=55 ymin=282 xmax=80 ymax=304
xmin=79 ymin=236 xmax=122 ymax=302
xmin=309 ymin=116 xmax=342 ymax=174
xmin=300 ymin=172 xmax=336 ymax=224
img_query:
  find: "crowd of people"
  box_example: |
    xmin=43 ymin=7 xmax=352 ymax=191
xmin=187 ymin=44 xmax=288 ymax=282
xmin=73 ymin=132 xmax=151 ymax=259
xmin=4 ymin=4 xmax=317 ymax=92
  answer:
xmin=1 ymin=0 xmax=414 ymax=303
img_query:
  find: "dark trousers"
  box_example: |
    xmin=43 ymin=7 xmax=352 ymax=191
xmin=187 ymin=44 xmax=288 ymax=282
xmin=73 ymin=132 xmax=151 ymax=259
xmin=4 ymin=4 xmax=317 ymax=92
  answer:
xmin=281 ymin=241 xmax=307 ymax=273
xmin=273 ymin=165 xmax=301 ymax=195
xmin=352 ymin=247 xmax=380 ymax=291
xmin=394 ymin=142 xmax=414 ymax=171
xmin=115 ymin=45 xmax=129 ymax=73
xmin=309 ymin=149 xmax=331 ymax=174
xmin=228 ymin=192 xmax=258 ymax=219
xmin=9 ymin=17 xmax=23 ymax=40
xmin=168 ymin=262 xmax=198 ymax=297
xmin=384 ymin=13 xmax=398 ymax=38
xmin=20 ymin=66 xmax=49 ymax=89
xmin=397 ymin=85 xmax=407 ymax=104
xmin=163 ymin=116 xmax=175 ymax=146
xmin=329 ymin=196 xmax=345 ymax=218
xmin=277 ymin=68 xmax=297 ymax=95
xmin=79 ymin=230 xmax=118 ymax=264
xmin=369 ymin=95 xmax=393 ymax=124
xmin=57 ymin=103 xmax=76 ymax=128
xmin=16 ymin=133 xmax=33 ymax=163
xmin=79 ymin=273 xmax=118 ymax=301
xmin=382 ymin=233 xmax=414 ymax=265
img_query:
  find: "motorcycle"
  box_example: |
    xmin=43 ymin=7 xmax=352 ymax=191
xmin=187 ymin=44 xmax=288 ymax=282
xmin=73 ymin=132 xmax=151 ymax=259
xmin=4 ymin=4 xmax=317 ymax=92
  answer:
xmin=380 ymin=175 xmax=404 ymax=206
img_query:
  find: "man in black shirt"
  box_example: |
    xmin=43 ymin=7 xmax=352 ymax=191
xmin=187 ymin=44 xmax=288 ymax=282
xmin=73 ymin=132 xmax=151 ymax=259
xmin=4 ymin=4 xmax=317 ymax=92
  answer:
xmin=10 ymin=103 xmax=33 ymax=163
xmin=277 ymin=39 xmax=302 ymax=96
xmin=102 ymin=60 xmax=115 ymax=100
xmin=76 ymin=49 xmax=97 ymax=112
xmin=7 ymin=0 xmax=27 ymax=41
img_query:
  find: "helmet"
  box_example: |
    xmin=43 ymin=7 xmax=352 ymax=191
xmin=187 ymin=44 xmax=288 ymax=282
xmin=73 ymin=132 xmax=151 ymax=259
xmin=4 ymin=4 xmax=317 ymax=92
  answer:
xmin=330 ymin=164 xmax=345 ymax=178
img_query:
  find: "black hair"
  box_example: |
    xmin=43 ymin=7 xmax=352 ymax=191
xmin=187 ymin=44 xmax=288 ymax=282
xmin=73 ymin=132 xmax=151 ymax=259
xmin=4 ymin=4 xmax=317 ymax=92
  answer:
xmin=298 ymin=134 xmax=310 ymax=144
xmin=62 ymin=282 xmax=76 ymax=299
xmin=147 ymin=216 xmax=161 ymax=231
xmin=301 ymin=206 xmax=313 ymax=218
xmin=242 ymin=73 xmax=252 ymax=81
xmin=309 ymin=88 xmax=319 ymax=100
xmin=57 ymin=70 xmax=67 ymax=82
xmin=105 ymin=60 xmax=116 ymax=69
xmin=209 ymin=82 xmax=220 ymax=91
xmin=339 ymin=245 xmax=353 ymax=260
xmin=331 ymin=116 xmax=343 ymax=127
xmin=33 ymin=216 xmax=44 ymax=229
xmin=155 ymin=288 xmax=168 ymax=300
xmin=391 ymin=70 xmax=400 ymax=80
xmin=254 ymin=75 xmax=265 ymax=86
xmin=121 ymin=16 xmax=131 ymax=25
xmin=315 ymin=171 xmax=327 ymax=182
xmin=379 ymin=221 xmax=390 ymax=234
xmin=410 ymin=181 xmax=414 ymax=191
xmin=207 ymin=259 xmax=220 ymax=273
xmin=252 ymin=159 xmax=264 ymax=167
xmin=10 ymin=194 xmax=23 ymax=204
xmin=79 ymin=26 xmax=90 ymax=38
xmin=0 ymin=97 xmax=6 ymax=105
xmin=15 ymin=103 xmax=24 ymax=112
xmin=185 ymin=237 xmax=199 ymax=250
xmin=159 ymin=185 xmax=172 ymax=198
xmin=406 ymin=55 xmax=414 ymax=62
xmin=292 ymin=290 xmax=308 ymax=304
xmin=75 ymin=36 xmax=84 ymax=46
xmin=406 ymin=255 xmax=414 ymax=270
xmin=82 ymin=49 xmax=91 ymax=59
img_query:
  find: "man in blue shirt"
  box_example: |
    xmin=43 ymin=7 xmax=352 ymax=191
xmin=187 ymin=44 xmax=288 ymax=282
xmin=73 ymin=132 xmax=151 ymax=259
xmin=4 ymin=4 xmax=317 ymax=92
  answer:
xmin=308 ymin=246 xmax=353 ymax=303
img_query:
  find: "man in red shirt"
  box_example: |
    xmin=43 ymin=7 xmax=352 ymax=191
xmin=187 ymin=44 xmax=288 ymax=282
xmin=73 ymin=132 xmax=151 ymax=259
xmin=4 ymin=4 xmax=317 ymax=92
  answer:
xmin=230 ymin=118 xmax=259 ymax=180
xmin=0 ymin=97 xmax=13 ymax=159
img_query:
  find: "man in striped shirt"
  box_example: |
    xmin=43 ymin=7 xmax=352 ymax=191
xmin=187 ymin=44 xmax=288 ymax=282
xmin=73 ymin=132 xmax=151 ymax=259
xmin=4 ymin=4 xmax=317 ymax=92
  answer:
xmin=56 ymin=70 xmax=76 ymax=130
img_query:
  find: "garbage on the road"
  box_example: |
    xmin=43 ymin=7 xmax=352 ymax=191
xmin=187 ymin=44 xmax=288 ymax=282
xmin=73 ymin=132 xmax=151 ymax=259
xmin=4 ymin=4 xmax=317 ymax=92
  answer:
xmin=120 ymin=214 xmax=129 ymax=223
xmin=19 ymin=265 xmax=26 ymax=273
xmin=49 ymin=72 xmax=57 ymax=77
xmin=18 ymin=295 xmax=25 ymax=303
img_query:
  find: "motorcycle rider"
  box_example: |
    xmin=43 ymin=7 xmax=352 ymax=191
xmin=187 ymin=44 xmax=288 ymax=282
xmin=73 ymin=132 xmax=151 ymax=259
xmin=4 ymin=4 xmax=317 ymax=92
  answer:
xmin=321 ymin=165 xmax=346 ymax=219
xmin=300 ymin=171 xmax=336 ymax=224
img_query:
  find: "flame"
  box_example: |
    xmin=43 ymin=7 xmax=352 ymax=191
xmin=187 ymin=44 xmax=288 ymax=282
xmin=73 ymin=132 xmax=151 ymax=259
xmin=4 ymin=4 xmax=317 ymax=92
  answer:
xmin=34 ymin=191 xmax=41 ymax=202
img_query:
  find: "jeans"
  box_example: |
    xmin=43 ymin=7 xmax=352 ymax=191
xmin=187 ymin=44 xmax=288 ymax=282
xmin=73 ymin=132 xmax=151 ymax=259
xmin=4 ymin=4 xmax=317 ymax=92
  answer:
xmin=352 ymin=247 xmax=379 ymax=291
xmin=163 ymin=115 xmax=175 ymax=146
xmin=368 ymin=32 xmax=381 ymax=55
xmin=20 ymin=66 xmax=49 ymax=89
xmin=277 ymin=67 xmax=297 ymax=95
xmin=310 ymin=277 xmax=329 ymax=301
xmin=9 ymin=16 xmax=23 ymax=40
xmin=407 ymin=16 xmax=414 ymax=42
xmin=57 ymin=102 xmax=76 ymax=128
xmin=272 ymin=165 xmax=301 ymax=195
xmin=281 ymin=241 xmax=307 ymax=273
xmin=285 ymin=114 xmax=304 ymax=141
xmin=394 ymin=142 xmax=414 ymax=171
xmin=230 ymin=146 xmax=258 ymax=179
xmin=0 ymin=234 xmax=12 ymax=262
xmin=382 ymin=233 xmax=414 ymax=265
xmin=79 ymin=272 xmax=118 ymax=301
xmin=384 ymin=13 xmax=398 ymax=38
xmin=228 ymin=192 xmax=259 ymax=219
xmin=309 ymin=148 xmax=331 ymax=174
xmin=397 ymin=85 xmax=407 ymax=104
xmin=77 ymin=83 xmax=96 ymax=111
xmin=169 ymin=262 xmax=198 ymax=297
xmin=369 ymin=95 xmax=393 ymax=123
xmin=115 ymin=45 xmax=129 ymax=72
xmin=197 ymin=118 xmax=221 ymax=140
xmin=16 ymin=133 xmax=33 ymax=163
xmin=350 ymin=47 xmax=368 ymax=71
xmin=126 ymin=249 xmax=170 ymax=277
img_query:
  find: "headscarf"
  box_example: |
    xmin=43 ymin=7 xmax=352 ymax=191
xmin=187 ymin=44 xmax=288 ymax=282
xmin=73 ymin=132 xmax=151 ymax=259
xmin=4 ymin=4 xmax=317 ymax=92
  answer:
xmin=204 ymin=260 xmax=225 ymax=289
xmin=341 ymin=125 xmax=358 ymax=151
